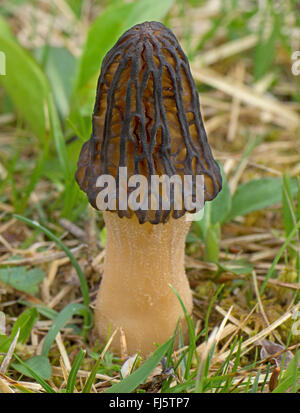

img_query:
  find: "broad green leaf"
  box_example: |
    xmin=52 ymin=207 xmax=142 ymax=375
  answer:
xmin=70 ymin=0 xmax=174 ymax=177
xmin=47 ymin=93 xmax=72 ymax=180
xmin=76 ymin=0 xmax=173 ymax=90
xmin=11 ymin=308 xmax=39 ymax=344
xmin=273 ymin=350 xmax=300 ymax=393
xmin=0 ymin=334 xmax=11 ymax=353
xmin=12 ymin=355 xmax=52 ymax=380
xmin=66 ymin=0 xmax=84 ymax=18
xmin=35 ymin=46 xmax=77 ymax=120
xmin=225 ymin=177 xmax=298 ymax=222
xmin=204 ymin=222 xmax=220 ymax=262
xmin=253 ymin=8 xmax=281 ymax=81
xmin=192 ymin=162 xmax=229 ymax=249
xmin=106 ymin=338 xmax=173 ymax=393
xmin=14 ymin=354 xmax=56 ymax=393
xmin=0 ymin=18 xmax=70 ymax=190
xmin=0 ymin=267 xmax=46 ymax=294
xmin=124 ymin=0 xmax=173 ymax=27
xmin=0 ymin=25 xmax=50 ymax=140
xmin=0 ymin=15 xmax=14 ymax=40
xmin=210 ymin=163 xmax=231 ymax=225
xmin=76 ymin=2 xmax=137 ymax=90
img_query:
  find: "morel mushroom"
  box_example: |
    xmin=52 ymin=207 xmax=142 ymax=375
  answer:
xmin=76 ymin=21 xmax=222 ymax=356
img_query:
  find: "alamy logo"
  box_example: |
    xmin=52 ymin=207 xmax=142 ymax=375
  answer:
xmin=95 ymin=167 xmax=205 ymax=221
xmin=0 ymin=51 xmax=6 ymax=75
xmin=291 ymin=51 xmax=300 ymax=76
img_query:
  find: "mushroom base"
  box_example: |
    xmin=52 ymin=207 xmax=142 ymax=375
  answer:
xmin=95 ymin=211 xmax=193 ymax=356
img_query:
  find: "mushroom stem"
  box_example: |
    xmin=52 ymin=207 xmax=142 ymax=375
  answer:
xmin=95 ymin=211 xmax=193 ymax=356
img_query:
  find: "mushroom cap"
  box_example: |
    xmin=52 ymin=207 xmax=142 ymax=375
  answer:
xmin=76 ymin=21 xmax=222 ymax=224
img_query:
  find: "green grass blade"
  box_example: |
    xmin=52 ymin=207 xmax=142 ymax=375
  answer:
xmin=47 ymin=93 xmax=71 ymax=180
xmin=105 ymin=338 xmax=173 ymax=393
xmin=13 ymin=215 xmax=90 ymax=309
xmin=297 ymin=178 xmax=300 ymax=234
xmin=272 ymin=350 xmax=300 ymax=393
xmin=250 ymin=369 xmax=261 ymax=393
xmin=259 ymin=219 xmax=300 ymax=295
xmin=253 ymin=7 xmax=281 ymax=81
xmin=282 ymin=173 xmax=297 ymax=259
xmin=41 ymin=303 xmax=92 ymax=358
xmin=66 ymin=349 xmax=86 ymax=393
xmin=282 ymin=173 xmax=297 ymax=237
xmin=169 ymin=284 xmax=198 ymax=378
xmin=14 ymin=354 xmax=56 ymax=393
xmin=82 ymin=353 xmax=103 ymax=393
xmin=17 ymin=138 xmax=50 ymax=214
xmin=204 ymin=284 xmax=224 ymax=341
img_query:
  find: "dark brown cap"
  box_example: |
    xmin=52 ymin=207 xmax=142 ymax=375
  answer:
xmin=76 ymin=21 xmax=222 ymax=224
